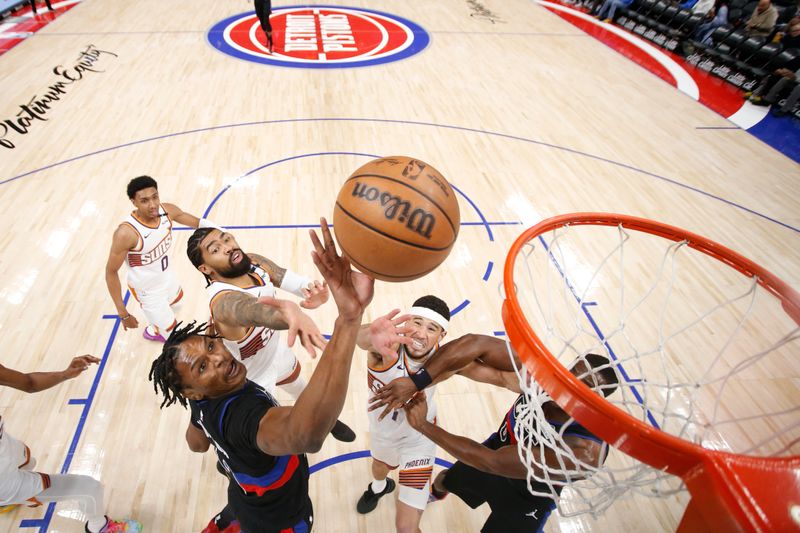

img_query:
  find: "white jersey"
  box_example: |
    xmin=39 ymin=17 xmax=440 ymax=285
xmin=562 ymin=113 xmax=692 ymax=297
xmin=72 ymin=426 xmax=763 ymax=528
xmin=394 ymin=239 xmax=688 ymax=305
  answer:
xmin=367 ymin=345 xmax=437 ymax=437
xmin=207 ymin=265 xmax=284 ymax=388
xmin=123 ymin=205 xmax=174 ymax=289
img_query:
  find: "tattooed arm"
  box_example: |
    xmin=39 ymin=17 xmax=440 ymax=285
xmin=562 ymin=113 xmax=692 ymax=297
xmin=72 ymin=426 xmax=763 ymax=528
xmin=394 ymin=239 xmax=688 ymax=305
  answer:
xmin=249 ymin=252 xmax=329 ymax=310
xmin=211 ymin=291 xmax=289 ymax=329
xmin=249 ymin=253 xmax=287 ymax=287
xmin=211 ymin=291 xmax=327 ymax=358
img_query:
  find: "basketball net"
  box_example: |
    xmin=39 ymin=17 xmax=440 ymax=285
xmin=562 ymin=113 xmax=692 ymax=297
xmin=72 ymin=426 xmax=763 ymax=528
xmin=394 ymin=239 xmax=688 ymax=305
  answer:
xmin=501 ymin=214 xmax=800 ymax=530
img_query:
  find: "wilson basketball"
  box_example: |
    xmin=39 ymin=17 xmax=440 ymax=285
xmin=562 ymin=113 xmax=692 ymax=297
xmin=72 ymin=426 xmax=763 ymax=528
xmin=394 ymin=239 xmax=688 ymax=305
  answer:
xmin=333 ymin=156 xmax=460 ymax=282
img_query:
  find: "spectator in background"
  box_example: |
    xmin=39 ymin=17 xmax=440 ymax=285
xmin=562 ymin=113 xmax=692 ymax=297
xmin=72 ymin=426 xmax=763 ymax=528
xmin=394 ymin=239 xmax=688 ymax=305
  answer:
xmin=745 ymin=0 xmax=778 ymax=37
xmin=593 ymin=0 xmax=633 ymax=22
xmin=746 ymin=22 xmax=799 ymax=108
xmin=691 ymin=1 xmax=729 ymax=46
xmin=691 ymin=0 xmax=717 ymax=15
xmin=698 ymin=2 xmax=730 ymax=42
xmin=748 ymin=67 xmax=800 ymax=115
xmin=775 ymin=16 xmax=800 ymax=48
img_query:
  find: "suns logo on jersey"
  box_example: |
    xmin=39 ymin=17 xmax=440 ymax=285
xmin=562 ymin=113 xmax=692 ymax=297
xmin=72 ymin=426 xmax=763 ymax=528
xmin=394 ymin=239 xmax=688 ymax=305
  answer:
xmin=128 ymin=232 xmax=172 ymax=267
xmin=208 ymin=6 xmax=430 ymax=69
xmin=239 ymin=327 xmax=276 ymax=360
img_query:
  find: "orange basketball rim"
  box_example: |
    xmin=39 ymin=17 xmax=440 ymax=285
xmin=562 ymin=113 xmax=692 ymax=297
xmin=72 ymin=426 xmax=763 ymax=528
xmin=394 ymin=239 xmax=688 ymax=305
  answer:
xmin=502 ymin=212 xmax=800 ymax=532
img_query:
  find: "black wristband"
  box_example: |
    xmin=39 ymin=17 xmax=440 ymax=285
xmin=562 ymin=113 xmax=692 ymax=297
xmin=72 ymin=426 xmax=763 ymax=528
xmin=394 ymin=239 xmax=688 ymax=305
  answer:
xmin=409 ymin=368 xmax=433 ymax=390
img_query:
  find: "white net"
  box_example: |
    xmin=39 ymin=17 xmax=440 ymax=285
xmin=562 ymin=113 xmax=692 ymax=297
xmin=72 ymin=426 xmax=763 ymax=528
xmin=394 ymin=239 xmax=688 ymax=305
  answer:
xmin=505 ymin=221 xmax=800 ymax=517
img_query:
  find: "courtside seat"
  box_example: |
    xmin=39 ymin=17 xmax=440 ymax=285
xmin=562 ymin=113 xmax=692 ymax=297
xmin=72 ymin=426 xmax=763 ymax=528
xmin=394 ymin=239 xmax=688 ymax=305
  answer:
xmin=668 ymin=10 xmax=691 ymax=33
xmin=673 ymin=13 xmax=704 ymax=38
xmin=706 ymin=28 xmax=748 ymax=59
xmin=727 ymin=0 xmax=749 ymax=25
xmin=737 ymin=41 xmax=782 ymax=77
xmin=749 ymin=48 xmax=800 ymax=78
xmin=654 ymin=5 xmax=680 ymax=33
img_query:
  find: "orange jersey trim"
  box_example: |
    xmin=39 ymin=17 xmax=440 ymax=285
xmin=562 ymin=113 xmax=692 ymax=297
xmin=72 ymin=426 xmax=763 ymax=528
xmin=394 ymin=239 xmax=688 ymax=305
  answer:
xmin=276 ymin=359 xmax=301 ymax=385
xmin=128 ymin=285 xmax=141 ymax=303
xmin=170 ymin=288 xmax=184 ymax=306
xmin=18 ymin=445 xmax=31 ymax=469
xmin=367 ymin=352 xmax=400 ymax=373
xmin=130 ymin=209 xmax=162 ymax=230
xmin=121 ymin=221 xmax=144 ymax=252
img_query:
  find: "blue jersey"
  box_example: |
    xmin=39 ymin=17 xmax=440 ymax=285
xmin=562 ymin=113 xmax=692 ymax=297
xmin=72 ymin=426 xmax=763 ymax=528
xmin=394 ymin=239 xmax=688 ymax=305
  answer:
xmin=190 ymin=380 xmax=311 ymax=532
xmin=484 ymin=393 xmax=603 ymax=498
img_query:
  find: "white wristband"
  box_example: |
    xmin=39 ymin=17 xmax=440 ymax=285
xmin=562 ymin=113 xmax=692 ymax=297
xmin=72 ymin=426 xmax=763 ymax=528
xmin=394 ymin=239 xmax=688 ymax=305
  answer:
xmin=280 ymin=270 xmax=313 ymax=298
xmin=199 ymin=218 xmax=222 ymax=229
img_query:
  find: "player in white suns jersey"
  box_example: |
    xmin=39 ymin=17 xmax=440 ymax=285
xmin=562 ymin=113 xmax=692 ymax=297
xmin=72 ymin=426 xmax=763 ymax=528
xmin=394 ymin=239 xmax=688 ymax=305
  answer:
xmin=186 ymin=227 xmax=356 ymax=442
xmin=0 ymin=356 xmax=140 ymax=532
xmin=355 ymin=295 xmax=450 ymax=533
xmin=105 ymin=176 xmax=219 ymax=342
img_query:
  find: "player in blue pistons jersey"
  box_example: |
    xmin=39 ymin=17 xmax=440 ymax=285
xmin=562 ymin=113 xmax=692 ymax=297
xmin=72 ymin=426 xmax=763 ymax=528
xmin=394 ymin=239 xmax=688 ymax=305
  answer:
xmin=371 ymin=334 xmax=620 ymax=533
xmin=150 ymin=219 xmax=373 ymax=533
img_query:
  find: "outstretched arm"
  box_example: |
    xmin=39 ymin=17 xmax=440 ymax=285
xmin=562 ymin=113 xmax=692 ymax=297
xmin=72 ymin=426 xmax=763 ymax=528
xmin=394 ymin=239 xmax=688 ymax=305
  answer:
xmin=161 ymin=204 xmax=203 ymax=228
xmin=254 ymin=218 xmax=374 ymax=456
xmin=405 ymin=395 xmax=601 ymax=480
xmin=369 ymin=334 xmax=521 ymax=418
xmin=458 ymin=362 xmax=522 ymax=393
xmin=212 ymin=291 xmax=290 ymax=330
xmin=211 ymin=292 xmax=327 ymax=358
xmin=0 ymin=355 xmax=100 ymax=394
xmin=250 ymin=252 xmax=329 ymax=310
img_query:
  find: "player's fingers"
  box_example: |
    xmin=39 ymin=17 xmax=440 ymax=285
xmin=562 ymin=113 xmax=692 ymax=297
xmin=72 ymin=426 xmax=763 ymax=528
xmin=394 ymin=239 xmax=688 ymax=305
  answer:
xmin=319 ymin=217 xmax=336 ymax=252
xmin=300 ymin=332 xmax=315 ymax=358
xmin=377 ymin=404 xmax=394 ymax=421
xmin=309 ymin=228 xmax=324 ymax=256
xmin=367 ymin=395 xmax=387 ymax=411
xmin=312 ymin=333 xmax=327 ymax=349
xmin=286 ymin=327 xmax=297 ymax=348
xmin=394 ymin=335 xmax=414 ymax=346
xmin=391 ymin=313 xmax=412 ymax=325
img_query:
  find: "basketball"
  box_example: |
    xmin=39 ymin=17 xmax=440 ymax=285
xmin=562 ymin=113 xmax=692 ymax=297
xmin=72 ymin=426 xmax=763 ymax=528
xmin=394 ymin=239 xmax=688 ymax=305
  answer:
xmin=332 ymin=156 xmax=460 ymax=282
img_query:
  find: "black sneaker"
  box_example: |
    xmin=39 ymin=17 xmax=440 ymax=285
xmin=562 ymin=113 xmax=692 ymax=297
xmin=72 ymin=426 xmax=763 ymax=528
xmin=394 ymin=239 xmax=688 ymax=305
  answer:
xmin=330 ymin=420 xmax=355 ymax=442
xmin=356 ymin=479 xmax=396 ymax=514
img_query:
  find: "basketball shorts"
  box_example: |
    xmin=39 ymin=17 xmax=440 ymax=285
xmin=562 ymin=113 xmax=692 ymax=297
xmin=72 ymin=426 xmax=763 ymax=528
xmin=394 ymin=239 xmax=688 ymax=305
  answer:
xmin=128 ymin=269 xmax=183 ymax=333
xmin=0 ymin=433 xmax=50 ymax=506
xmin=442 ymin=460 xmax=556 ymax=533
xmin=370 ymin=430 xmax=436 ymax=510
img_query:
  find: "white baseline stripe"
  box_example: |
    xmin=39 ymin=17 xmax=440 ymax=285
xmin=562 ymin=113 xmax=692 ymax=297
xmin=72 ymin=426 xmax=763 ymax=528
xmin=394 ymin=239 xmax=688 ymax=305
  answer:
xmin=727 ymin=101 xmax=769 ymax=129
xmin=537 ymin=0 xmax=700 ymax=100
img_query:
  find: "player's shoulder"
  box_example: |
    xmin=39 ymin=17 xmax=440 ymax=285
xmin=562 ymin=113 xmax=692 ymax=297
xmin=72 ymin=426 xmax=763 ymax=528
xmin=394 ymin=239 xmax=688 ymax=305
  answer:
xmin=113 ymin=221 xmax=140 ymax=246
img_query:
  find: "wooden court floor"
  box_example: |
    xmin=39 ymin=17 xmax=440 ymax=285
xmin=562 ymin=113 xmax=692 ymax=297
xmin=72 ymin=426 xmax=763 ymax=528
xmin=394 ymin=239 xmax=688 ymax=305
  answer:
xmin=0 ymin=0 xmax=798 ymax=531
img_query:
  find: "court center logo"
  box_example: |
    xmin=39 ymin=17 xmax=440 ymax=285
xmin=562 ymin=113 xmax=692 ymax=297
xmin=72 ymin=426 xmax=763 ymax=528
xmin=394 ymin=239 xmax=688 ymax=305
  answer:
xmin=208 ymin=5 xmax=430 ymax=68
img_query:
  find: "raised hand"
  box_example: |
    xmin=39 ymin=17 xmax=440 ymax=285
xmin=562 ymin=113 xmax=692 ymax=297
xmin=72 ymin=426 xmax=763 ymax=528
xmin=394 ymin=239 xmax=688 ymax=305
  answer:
xmin=257 ymin=295 xmax=327 ymax=358
xmin=299 ymin=280 xmax=330 ymax=310
xmin=309 ymin=217 xmax=374 ymax=320
xmin=63 ymin=355 xmax=101 ymax=379
xmin=368 ymin=376 xmax=418 ymax=420
xmin=368 ymin=309 xmax=414 ymax=359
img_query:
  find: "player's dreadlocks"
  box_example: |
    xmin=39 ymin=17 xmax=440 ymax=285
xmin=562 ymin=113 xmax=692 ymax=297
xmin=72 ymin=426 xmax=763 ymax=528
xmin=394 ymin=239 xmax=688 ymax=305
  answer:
xmin=149 ymin=320 xmax=209 ymax=409
xmin=187 ymin=227 xmax=216 ymax=286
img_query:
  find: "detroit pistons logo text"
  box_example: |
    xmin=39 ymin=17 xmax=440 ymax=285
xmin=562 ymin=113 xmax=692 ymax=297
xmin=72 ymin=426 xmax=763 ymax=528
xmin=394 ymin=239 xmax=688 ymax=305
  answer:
xmin=208 ymin=6 xmax=430 ymax=69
